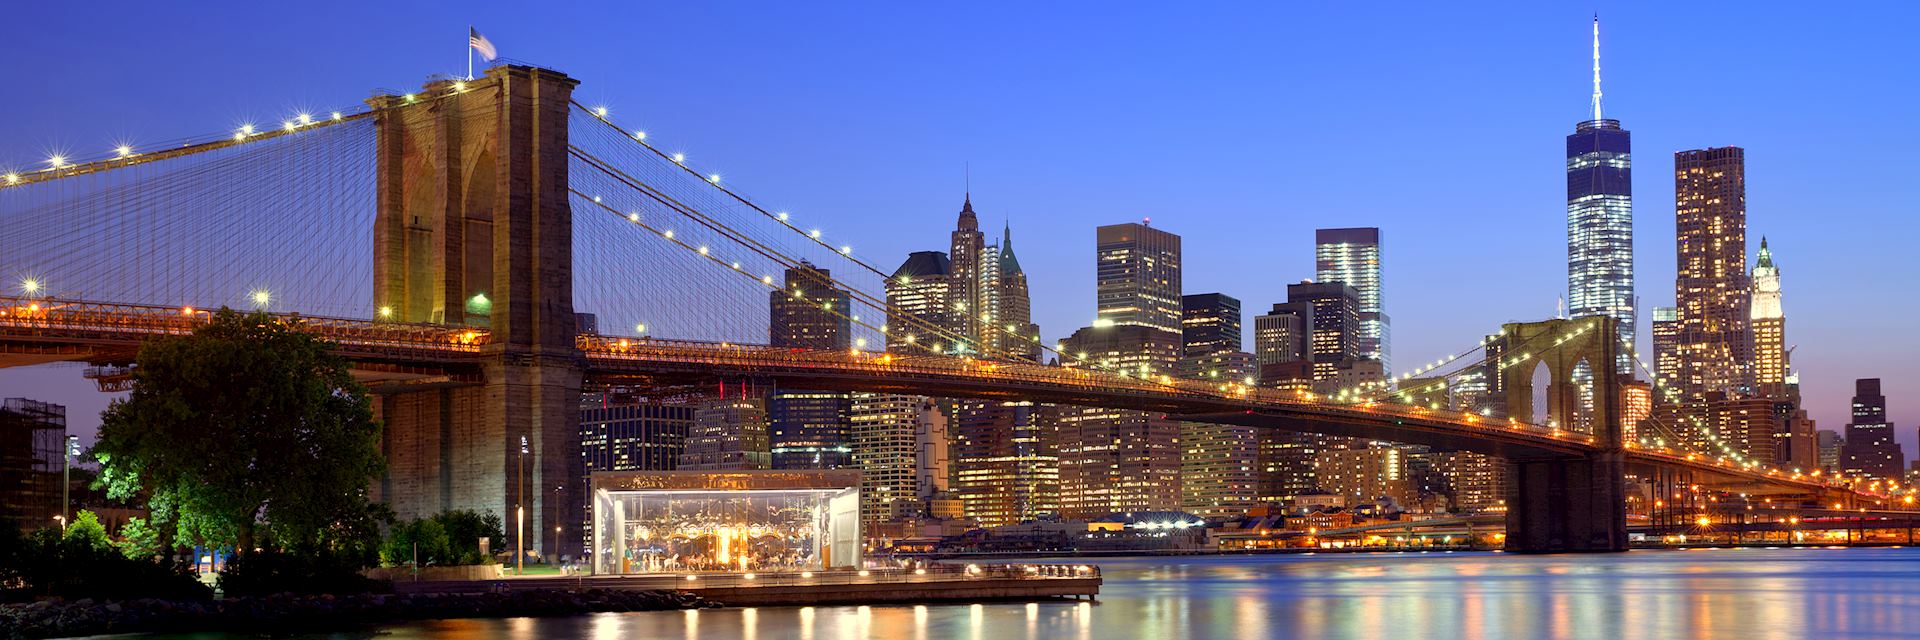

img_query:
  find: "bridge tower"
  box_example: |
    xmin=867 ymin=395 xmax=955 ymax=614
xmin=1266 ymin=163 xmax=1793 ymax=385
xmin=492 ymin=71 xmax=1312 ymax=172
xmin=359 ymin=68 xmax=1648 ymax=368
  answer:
xmin=1492 ymin=316 xmax=1628 ymax=552
xmin=366 ymin=65 xmax=584 ymax=559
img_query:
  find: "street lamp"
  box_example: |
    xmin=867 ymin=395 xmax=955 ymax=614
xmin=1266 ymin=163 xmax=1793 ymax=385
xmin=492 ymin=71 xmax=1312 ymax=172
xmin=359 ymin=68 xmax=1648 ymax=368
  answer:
xmin=53 ymin=515 xmax=66 ymax=533
xmin=517 ymin=435 xmax=528 ymax=577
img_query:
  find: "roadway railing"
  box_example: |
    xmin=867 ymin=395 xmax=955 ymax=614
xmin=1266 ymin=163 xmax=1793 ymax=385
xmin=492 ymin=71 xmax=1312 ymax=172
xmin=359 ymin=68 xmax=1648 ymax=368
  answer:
xmin=0 ymin=297 xmax=488 ymax=357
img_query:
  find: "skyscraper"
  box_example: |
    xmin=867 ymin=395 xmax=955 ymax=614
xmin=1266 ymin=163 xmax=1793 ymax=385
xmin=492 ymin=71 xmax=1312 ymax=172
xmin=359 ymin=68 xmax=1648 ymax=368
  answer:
xmin=1315 ymin=228 xmax=1390 ymax=373
xmin=1750 ymin=238 xmax=1787 ymax=388
xmin=849 ymin=393 xmax=946 ymax=524
xmin=1253 ymin=301 xmax=1312 ymax=367
xmin=952 ymin=400 xmax=1057 ymax=526
xmin=1650 ymin=306 xmax=1681 ymax=398
xmin=1180 ymin=293 xmax=1249 ymax=380
xmin=949 ymin=195 xmax=986 ymax=353
xmin=768 ymin=264 xmax=853 ymax=469
xmin=1841 ymin=378 xmax=1903 ymax=479
xmin=579 ymin=394 xmax=693 ymax=475
xmin=678 ymin=395 xmax=771 ymax=471
xmin=981 ymin=225 xmax=1041 ymax=361
xmin=1566 ymin=17 xmax=1635 ymax=370
xmin=1672 ymin=147 xmax=1753 ymax=400
xmin=885 ymin=251 xmax=959 ymax=353
xmin=1058 ymin=222 xmax=1185 ymax=518
xmin=1285 ymin=281 xmax=1363 ymax=381
xmin=1095 ymin=222 xmax=1183 ymax=334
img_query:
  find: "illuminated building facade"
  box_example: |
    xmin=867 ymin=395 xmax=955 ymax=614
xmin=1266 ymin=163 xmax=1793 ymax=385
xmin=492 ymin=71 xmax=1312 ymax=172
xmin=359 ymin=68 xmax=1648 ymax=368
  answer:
xmin=768 ymin=264 xmax=853 ymax=470
xmin=981 ymin=226 xmax=1041 ymax=361
xmin=590 ymin=470 xmax=860 ymax=575
xmin=884 ymin=251 xmax=958 ymax=352
xmin=1315 ymin=228 xmax=1390 ymax=373
xmin=949 ymin=195 xmax=986 ymax=353
xmin=1181 ymin=421 xmax=1260 ymax=520
xmin=1285 ymin=281 xmax=1362 ymax=381
xmin=1650 ymin=306 xmax=1681 ymax=398
xmin=1421 ymin=451 xmax=1506 ymax=514
xmin=1253 ymin=301 xmax=1312 ymax=367
xmin=951 ymin=400 xmax=1057 ymax=526
xmin=580 ymin=399 xmax=693 ymax=475
xmin=1095 ymin=222 xmax=1182 ymax=334
xmin=1672 ymin=147 xmax=1753 ymax=400
xmin=1750 ymin=238 xmax=1787 ymax=388
xmin=1180 ymin=293 xmax=1249 ymax=380
xmin=1313 ymin=446 xmax=1418 ymax=510
xmin=848 ymin=393 xmax=945 ymax=524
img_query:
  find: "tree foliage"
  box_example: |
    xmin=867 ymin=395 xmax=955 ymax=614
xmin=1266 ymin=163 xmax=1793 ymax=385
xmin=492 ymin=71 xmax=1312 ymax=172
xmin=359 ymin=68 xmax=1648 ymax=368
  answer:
xmin=91 ymin=308 xmax=387 ymax=558
xmin=381 ymin=510 xmax=505 ymax=566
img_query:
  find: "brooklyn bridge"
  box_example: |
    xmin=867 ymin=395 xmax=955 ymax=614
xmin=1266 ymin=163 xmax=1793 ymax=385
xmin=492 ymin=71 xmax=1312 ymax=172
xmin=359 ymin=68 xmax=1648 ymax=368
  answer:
xmin=0 ymin=64 xmax=1876 ymax=554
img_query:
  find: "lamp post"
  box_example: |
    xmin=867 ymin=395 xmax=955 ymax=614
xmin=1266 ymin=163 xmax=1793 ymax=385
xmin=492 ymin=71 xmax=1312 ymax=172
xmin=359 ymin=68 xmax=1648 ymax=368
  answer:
xmin=518 ymin=435 xmax=528 ymax=577
xmin=62 ymin=435 xmax=76 ymax=528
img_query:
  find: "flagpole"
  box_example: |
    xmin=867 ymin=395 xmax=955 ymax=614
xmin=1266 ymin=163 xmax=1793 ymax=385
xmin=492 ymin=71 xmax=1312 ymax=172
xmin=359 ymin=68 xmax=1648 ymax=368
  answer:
xmin=467 ymin=26 xmax=474 ymax=80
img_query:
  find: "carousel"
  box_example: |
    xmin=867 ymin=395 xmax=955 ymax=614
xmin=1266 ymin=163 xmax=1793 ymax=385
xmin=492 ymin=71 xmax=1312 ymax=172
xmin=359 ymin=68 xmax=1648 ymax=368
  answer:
xmin=589 ymin=470 xmax=862 ymax=575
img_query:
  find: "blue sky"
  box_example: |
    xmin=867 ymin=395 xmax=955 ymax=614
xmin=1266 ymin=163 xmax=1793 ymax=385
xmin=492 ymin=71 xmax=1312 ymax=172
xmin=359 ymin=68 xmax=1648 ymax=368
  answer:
xmin=2 ymin=1 xmax=1916 ymax=454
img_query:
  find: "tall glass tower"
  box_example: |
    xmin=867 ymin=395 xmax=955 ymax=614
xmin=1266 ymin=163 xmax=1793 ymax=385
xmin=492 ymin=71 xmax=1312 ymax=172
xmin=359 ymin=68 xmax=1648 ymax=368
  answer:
xmin=1567 ymin=17 xmax=1635 ymax=372
xmin=1314 ymin=228 xmax=1388 ymax=374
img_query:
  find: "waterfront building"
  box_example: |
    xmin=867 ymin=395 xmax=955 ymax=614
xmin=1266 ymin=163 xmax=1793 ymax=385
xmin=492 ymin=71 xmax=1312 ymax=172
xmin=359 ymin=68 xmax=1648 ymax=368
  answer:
xmin=589 ymin=470 xmax=860 ymax=574
xmin=1566 ymin=19 xmax=1636 ymax=370
xmin=1313 ymin=445 xmax=1418 ymax=511
xmin=1316 ymin=228 xmax=1390 ymax=373
xmin=951 ymin=400 xmax=1057 ymax=526
xmin=849 ymin=393 xmax=946 ymax=524
xmin=1672 ymin=147 xmax=1753 ymax=401
xmin=1841 ymin=378 xmax=1904 ymax=479
xmin=0 ymin=398 xmax=65 ymax=529
xmin=1420 ymin=451 xmax=1507 ymax=514
xmin=1055 ymin=403 xmax=1182 ymax=518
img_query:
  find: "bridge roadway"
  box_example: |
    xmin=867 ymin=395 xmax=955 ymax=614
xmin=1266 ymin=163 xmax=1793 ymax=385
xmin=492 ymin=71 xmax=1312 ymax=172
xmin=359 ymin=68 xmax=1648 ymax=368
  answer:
xmin=0 ymin=296 xmax=1862 ymax=500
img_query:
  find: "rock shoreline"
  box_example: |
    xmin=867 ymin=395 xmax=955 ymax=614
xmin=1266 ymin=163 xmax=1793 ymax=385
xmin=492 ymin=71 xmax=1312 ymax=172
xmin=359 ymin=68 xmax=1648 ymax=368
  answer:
xmin=0 ymin=589 xmax=711 ymax=639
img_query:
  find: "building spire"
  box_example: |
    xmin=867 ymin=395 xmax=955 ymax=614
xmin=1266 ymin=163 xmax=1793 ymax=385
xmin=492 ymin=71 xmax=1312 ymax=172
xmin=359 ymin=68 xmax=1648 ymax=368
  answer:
xmin=1591 ymin=15 xmax=1604 ymax=122
xmin=1756 ymin=236 xmax=1774 ymax=269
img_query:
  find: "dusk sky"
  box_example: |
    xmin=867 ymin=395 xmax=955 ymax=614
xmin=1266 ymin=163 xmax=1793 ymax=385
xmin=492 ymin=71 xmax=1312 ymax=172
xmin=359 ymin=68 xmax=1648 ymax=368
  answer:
xmin=2 ymin=2 xmax=1915 ymax=453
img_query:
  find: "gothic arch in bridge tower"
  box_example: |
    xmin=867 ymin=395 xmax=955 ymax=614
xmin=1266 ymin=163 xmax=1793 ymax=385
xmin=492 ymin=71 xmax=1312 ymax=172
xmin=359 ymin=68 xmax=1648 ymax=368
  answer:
xmin=1495 ymin=317 xmax=1620 ymax=445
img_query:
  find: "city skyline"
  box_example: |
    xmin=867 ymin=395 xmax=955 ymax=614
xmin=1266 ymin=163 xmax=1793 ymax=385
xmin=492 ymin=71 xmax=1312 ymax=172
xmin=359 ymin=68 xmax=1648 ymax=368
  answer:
xmin=1 ymin=4 xmax=1915 ymax=456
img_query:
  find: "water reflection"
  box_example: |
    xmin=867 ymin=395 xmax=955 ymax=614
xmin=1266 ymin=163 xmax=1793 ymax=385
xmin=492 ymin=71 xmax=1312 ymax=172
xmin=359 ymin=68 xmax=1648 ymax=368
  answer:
xmin=152 ymin=548 xmax=1920 ymax=640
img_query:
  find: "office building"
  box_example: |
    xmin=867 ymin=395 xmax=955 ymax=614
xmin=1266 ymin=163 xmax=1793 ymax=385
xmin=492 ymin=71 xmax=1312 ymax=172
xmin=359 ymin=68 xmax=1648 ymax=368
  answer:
xmin=1285 ymin=281 xmax=1362 ymax=381
xmin=949 ymin=195 xmax=987 ymax=352
xmin=1253 ymin=301 xmax=1312 ymax=366
xmin=580 ymin=395 xmax=694 ymax=475
xmin=1180 ymin=293 xmax=1251 ymax=381
xmin=768 ymin=264 xmax=853 ymax=469
xmin=1841 ymin=379 xmax=1903 ymax=479
xmin=678 ymin=397 xmax=771 ymax=471
xmin=1316 ymin=228 xmax=1390 ymax=373
xmin=1095 ymin=222 xmax=1183 ymax=334
xmin=885 ymin=251 xmax=959 ymax=353
xmin=951 ymin=400 xmax=1057 ymax=526
xmin=1566 ymin=20 xmax=1636 ymax=370
xmin=1817 ymin=429 xmax=1843 ymax=474
xmin=849 ymin=393 xmax=946 ymax=524
xmin=1672 ymin=147 xmax=1753 ymax=400
xmin=1650 ymin=306 xmax=1681 ymax=400
xmin=981 ymin=225 xmax=1042 ymax=361
xmin=1750 ymin=238 xmax=1788 ymax=388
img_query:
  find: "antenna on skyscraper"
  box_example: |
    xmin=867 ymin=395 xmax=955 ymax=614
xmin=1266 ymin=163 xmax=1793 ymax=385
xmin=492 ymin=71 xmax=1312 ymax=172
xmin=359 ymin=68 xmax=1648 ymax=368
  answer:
xmin=1591 ymin=15 xmax=1604 ymax=122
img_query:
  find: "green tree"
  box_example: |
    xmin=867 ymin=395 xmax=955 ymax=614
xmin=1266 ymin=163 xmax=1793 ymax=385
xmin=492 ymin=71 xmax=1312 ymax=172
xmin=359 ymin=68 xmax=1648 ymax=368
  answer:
xmin=61 ymin=509 xmax=111 ymax=553
xmin=92 ymin=308 xmax=386 ymax=559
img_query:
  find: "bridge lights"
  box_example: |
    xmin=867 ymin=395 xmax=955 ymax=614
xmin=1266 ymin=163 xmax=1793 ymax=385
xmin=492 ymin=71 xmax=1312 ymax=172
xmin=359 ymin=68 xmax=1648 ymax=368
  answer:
xmin=114 ymin=145 xmax=133 ymax=158
xmin=707 ymin=174 xmax=721 ymax=184
xmin=594 ymin=106 xmax=609 ymax=118
xmin=672 ymin=152 xmax=686 ymax=164
xmin=634 ymin=323 xmax=647 ymax=334
xmin=250 ymin=289 xmax=271 ymax=308
xmin=297 ymin=113 xmax=313 ymax=125
xmin=331 ymin=112 xmax=343 ymax=121
xmin=632 ymin=130 xmax=646 ymax=140
xmin=19 ymin=279 xmax=41 ymax=295
xmin=4 ymin=173 xmax=17 ymax=185
xmin=46 ymin=155 xmax=66 ymax=169
xmin=378 ymin=306 xmax=394 ymax=319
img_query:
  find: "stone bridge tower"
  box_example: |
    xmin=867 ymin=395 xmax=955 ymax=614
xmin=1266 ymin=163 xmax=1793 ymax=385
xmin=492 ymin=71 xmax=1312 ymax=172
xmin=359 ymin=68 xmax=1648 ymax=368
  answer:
xmin=367 ymin=65 xmax=584 ymax=559
xmin=1491 ymin=316 xmax=1628 ymax=552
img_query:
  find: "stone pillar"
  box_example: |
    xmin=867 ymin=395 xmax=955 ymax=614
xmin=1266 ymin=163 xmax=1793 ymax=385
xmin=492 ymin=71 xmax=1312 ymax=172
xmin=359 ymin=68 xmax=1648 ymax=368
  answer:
xmin=369 ymin=65 xmax=584 ymax=559
xmin=1504 ymin=452 xmax=1628 ymax=552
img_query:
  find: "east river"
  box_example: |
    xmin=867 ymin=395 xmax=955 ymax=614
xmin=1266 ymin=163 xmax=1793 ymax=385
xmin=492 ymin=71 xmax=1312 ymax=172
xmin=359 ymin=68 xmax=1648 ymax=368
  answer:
xmin=122 ymin=547 xmax=1920 ymax=639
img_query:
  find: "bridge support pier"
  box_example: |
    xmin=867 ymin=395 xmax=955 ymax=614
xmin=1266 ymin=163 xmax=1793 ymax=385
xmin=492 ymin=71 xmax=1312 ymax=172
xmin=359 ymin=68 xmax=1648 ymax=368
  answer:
xmin=1504 ymin=452 xmax=1628 ymax=553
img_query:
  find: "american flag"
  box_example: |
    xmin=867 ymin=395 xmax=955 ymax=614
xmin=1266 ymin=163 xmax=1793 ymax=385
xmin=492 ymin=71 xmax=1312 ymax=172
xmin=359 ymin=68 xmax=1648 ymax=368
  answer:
xmin=469 ymin=27 xmax=497 ymax=61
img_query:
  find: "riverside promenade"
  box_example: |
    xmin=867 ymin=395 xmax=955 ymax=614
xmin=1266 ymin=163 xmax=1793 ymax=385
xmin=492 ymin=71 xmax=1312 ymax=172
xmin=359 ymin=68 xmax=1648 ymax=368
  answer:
xmin=389 ymin=564 xmax=1102 ymax=607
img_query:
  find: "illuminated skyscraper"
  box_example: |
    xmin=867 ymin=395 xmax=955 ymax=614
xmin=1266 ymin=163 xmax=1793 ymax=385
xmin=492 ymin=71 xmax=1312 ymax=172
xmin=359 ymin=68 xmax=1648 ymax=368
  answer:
xmin=1566 ymin=17 xmax=1635 ymax=371
xmin=952 ymin=400 xmax=1057 ymax=526
xmin=949 ymin=195 xmax=986 ymax=354
xmin=1673 ymin=147 xmax=1753 ymax=400
xmin=1750 ymin=238 xmax=1787 ymax=388
xmin=1285 ymin=281 xmax=1362 ymax=381
xmin=1650 ymin=306 xmax=1681 ymax=399
xmin=849 ymin=393 xmax=946 ymax=524
xmin=1315 ymin=228 xmax=1389 ymax=373
xmin=768 ymin=264 xmax=852 ymax=470
xmin=885 ymin=251 xmax=958 ymax=353
xmin=981 ymin=225 xmax=1041 ymax=361
xmin=1095 ymin=222 xmax=1182 ymax=334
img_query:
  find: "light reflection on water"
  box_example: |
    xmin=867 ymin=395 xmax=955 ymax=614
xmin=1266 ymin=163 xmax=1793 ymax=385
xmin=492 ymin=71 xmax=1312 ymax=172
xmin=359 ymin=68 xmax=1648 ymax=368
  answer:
xmin=133 ymin=548 xmax=1920 ymax=639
